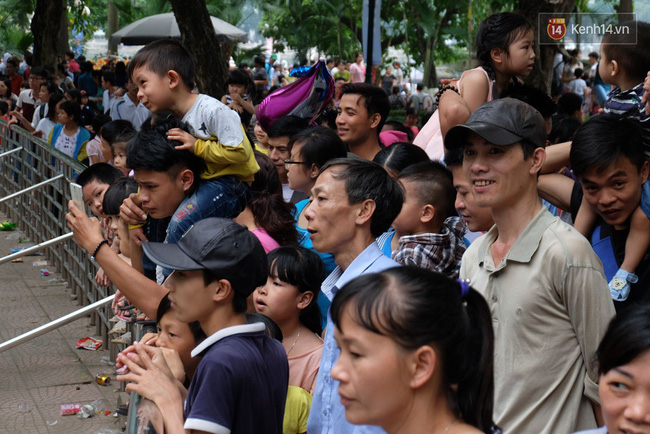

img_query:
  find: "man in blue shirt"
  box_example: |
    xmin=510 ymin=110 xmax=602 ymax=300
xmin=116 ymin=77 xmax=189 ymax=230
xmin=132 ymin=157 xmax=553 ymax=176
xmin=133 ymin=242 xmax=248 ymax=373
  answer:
xmin=304 ymin=158 xmax=404 ymax=433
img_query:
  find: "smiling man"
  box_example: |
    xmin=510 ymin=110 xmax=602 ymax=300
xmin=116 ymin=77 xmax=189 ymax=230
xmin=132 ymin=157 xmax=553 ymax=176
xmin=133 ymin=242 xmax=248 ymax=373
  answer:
xmin=445 ymin=98 xmax=615 ymax=434
xmin=569 ymin=115 xmax=650 ymax=310
xmin=336 ymin=84 xmax=390 ymax=161
xmin=304 ymin=158 xmax=403 ymax=434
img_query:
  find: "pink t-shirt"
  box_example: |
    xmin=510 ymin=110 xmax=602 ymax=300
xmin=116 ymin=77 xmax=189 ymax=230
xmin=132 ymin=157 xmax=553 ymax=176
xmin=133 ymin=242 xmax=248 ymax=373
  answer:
xmin=251 ymin=228 xmax=280 ymax=253
xmin=349 ymin=63 xmax=366 ymax=83
xmin=289 ymin=343 xmax=323 ymax=394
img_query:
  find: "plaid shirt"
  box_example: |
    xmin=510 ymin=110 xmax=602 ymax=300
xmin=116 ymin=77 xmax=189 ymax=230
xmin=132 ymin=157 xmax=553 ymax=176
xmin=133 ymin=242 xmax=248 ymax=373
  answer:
xmin=392 ymin=216 xmax=466 ymax=278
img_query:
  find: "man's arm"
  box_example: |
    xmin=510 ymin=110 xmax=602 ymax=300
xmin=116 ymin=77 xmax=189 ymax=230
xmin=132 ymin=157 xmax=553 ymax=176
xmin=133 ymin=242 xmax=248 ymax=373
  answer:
xmin=65 ymin=202 xmax=166 ymax=319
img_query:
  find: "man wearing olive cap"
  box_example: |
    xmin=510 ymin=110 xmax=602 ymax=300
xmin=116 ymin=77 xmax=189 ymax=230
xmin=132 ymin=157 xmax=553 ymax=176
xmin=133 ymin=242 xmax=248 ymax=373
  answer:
xmin=446 ymin=98 xmax=614 ymax=433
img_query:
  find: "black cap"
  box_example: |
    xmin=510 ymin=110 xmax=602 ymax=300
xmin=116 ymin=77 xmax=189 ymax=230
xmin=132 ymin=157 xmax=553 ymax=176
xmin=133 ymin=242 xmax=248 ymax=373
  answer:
xmin=142 ymin=218 xmax=268 ymax=297
xmin=444 ymin=98 xmax=546 ymax=150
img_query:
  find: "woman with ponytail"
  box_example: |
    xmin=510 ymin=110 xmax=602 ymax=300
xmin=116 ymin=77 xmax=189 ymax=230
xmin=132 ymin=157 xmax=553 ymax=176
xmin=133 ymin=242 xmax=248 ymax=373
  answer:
xmin=331 ymin=266 xmax=499 ymax=434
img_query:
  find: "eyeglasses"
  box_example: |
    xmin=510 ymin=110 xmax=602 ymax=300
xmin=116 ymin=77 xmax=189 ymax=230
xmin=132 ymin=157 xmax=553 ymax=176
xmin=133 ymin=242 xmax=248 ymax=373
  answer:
xmin=284 ymin=160 xmax=310 ymax=169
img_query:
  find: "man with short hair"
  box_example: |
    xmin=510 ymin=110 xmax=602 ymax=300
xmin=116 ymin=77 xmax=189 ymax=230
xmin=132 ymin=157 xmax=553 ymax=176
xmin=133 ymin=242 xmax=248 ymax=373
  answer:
xmin=446 ymin=98 xmax=615 ymax=433
xmin=6 ymin=57 xmax=23 ymax=96
xmin=306 ymin=158 xmax=403 ymax=434
xmin=336 ymin=83 xmax=390 ymax=160
xmin=109 ymin=77 xmax=151 ymax=130
xmin=266 ymin=115 xmax=310 ymax=203
xmin=567 ymin=115 xmax=650 ymax=309
xmin=15 ymin=66 xmax=47 ymax=123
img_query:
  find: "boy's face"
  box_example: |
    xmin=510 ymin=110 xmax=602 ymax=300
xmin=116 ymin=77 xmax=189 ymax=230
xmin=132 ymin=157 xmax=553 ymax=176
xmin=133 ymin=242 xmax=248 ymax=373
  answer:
xmin=133 ymin=169 xmax=188 ymax=219
xmin=391 ymin=179 xmax=425 ymax=235
xmin=450 ymin=166 xmax=494 ymax=232
xmin=598 ymin=47 xmax=616 ymax=86
xmin=462 ymin=132 xmax=541 ymax=209
xmin=580 ymin=157 xmax=649 ymax=230
xmin=164 ymin=269 xmax=214 ymax=324
xmin=82 ymin=179 xmax=110 ymax=217
xmin=131 ymin=65 xmax=174 ymax=113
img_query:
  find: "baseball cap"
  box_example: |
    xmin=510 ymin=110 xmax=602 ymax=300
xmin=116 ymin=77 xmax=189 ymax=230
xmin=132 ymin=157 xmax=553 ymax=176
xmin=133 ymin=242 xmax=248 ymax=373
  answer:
xmin=270 ymin=54 xmax=278 ymax=60
xmin=142 ymin=218 xmax=268 ymax=297
xmin=444 ymin=98 xmax=546 ymax=150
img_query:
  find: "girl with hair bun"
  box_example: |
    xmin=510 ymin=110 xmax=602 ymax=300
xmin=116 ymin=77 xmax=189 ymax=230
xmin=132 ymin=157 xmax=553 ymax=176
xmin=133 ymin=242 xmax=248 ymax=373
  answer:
xmin=331 ymin=266 xmax=499 ymax=434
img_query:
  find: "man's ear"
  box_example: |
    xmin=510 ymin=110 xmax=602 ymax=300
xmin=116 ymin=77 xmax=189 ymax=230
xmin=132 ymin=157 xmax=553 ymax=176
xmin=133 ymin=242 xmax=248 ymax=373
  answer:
xmin=529 ymin=147 xmax=546 ymax=176
xmin=179 ymin=168 xmax=194 ymax=193
xmin=212 ymin=279 xmax=234 ymax=303
xmin=168 ymin=70 xmax=182 ymax=90
xmin=420 ymin=204 xmax=435 ymax=224
xmin=369 ymin=112 xmax=381 ymax=129
xmin=641 ymin=160 xmax=649 ymax=184
xmin=355 ymin=199 xmax=376 ymax=226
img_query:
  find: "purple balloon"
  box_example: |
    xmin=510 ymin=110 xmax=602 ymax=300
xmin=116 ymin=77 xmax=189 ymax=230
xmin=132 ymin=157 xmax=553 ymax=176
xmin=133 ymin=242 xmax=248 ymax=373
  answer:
xmin=257 ymin=61 xmax=335 ymax=132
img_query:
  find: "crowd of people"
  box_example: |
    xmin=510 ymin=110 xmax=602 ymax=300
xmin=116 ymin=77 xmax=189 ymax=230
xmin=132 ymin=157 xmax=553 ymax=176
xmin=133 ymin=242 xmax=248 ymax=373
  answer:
xmin=3 ymin=10 xmax=649 ymax=434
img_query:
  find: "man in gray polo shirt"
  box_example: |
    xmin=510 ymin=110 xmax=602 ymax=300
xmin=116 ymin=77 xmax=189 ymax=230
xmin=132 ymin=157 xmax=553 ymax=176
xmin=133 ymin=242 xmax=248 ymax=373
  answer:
xmin=445 ymin=98 xmax=615 ymax=433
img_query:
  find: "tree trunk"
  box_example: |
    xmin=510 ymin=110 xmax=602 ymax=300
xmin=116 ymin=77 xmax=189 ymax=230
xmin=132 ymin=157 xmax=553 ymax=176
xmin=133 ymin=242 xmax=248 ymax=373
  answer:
xmin=616 ymin=0 xmax=634 ymax=17
xmin=32 ymin=0 xmax=66 ymax=69
xmin=57 ymin=12 xmax=70 ymax=55
xmin=516 ymin=0 xmax=576 ymax=93
xmin=170 ymin=0 xmax=227 ymax=99
xmin=107 ymin=0 xmax=118 ymax=54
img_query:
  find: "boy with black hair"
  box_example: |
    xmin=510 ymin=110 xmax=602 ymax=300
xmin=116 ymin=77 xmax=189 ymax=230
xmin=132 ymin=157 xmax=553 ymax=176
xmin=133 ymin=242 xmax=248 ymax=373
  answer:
xmin=391 ymin=161 xmax=465 ymax=277
xmin=573 ymin=20 xmax=650 ymax=301
xmin=127 ymin=39 xmax=259 ymax=190
xmin=16 ymin=66 xmax=47 ymax=123
xmin=567 ymin=68 xmax=588 ymax=103
xmin=115 ymin=217 xmax=288 ymax=434
xmin=337 ymin=83 xmax=390 ymax=160
xmin=76 ymin=162 xmax=124 ymax=218
xmin=67 ymin=119 xmax=250 ymax=318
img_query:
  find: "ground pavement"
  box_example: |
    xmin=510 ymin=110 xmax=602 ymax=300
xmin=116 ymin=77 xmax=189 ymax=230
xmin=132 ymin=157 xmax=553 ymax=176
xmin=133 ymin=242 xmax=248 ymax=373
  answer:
xmin=0 ymin=224 xmax=128 ymax=433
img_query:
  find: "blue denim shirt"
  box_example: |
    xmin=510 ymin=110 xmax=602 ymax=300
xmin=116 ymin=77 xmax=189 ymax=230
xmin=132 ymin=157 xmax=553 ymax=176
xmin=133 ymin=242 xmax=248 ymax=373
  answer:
xmin=307 ymin=242 xmax=399 ymax=434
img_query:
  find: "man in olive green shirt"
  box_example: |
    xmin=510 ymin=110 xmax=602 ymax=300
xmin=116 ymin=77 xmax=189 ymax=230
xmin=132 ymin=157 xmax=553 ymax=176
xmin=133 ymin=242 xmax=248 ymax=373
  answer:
xmin=446 ymin=98 xmax=615 ymax=434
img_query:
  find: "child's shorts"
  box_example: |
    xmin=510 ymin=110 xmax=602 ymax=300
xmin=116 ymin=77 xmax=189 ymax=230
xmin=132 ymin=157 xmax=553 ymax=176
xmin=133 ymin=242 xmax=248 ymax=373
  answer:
xmin=642 ymin=179 xmax=650 ymax=218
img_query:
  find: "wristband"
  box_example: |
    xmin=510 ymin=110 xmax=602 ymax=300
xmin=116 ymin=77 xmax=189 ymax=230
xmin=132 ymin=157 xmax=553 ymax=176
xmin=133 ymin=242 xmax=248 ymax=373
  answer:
xmin=91 ymin=239 xmax=109 ymax=261
xmin=434 ymin=85 xmax=460 ymax=105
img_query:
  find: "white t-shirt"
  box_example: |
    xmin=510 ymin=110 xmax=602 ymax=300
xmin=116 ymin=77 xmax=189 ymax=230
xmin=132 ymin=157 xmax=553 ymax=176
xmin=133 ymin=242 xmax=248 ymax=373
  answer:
xmin=567 ymin=78 xmax=587 ymax=97
xmin=181 ymin=93 xmax=243 ymax=145
xmin=54 ymin=128 xmax=79 ymax=158
xmin=31 ymin=102 xmax=48 ymax=129
xmin=110 ymin=94 xmax=151 ymax=130
xmin=282 ymin=183 xmax=294 ymax=203
xmin=35 ymin=118 xmax=55 ymax=139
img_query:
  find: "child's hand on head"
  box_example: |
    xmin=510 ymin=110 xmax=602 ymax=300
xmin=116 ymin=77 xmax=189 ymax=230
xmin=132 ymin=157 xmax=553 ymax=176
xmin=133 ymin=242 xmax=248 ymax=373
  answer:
xmin=166 ymin=128 xmax=197 ymax=153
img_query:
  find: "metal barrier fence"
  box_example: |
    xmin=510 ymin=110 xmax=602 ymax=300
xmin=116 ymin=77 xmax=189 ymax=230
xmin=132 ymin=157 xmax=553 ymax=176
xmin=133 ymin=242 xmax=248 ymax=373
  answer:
xmin=0 ymin=120 xmax=114 ymax=352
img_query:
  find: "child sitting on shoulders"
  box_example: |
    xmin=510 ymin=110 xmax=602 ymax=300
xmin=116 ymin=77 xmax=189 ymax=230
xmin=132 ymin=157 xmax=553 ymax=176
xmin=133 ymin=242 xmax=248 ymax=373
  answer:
xmin=391 ymin=160 xmax=466 ymax=278
xmin=127 ymin=39 xmax=259 ymax=186
xmin=573 ymin=20 xmax=650 ymax=301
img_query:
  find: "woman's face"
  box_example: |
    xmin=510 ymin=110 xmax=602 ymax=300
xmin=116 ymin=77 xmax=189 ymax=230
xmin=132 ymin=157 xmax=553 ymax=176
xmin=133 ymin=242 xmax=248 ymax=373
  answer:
xmin=600 ymin=349 xmax=650 ymax=433
xmin=0 ymin=81 xmax=8 ymax=96
xmin=331 ymin=306 xmax=416 ymax=430
xmin=57 ymin=108 xmax=71 ymax=125
xmin=286 ymin=142 xmax=315 ymax=194
xmin=39 ymin=86 xmax=51 ymax=103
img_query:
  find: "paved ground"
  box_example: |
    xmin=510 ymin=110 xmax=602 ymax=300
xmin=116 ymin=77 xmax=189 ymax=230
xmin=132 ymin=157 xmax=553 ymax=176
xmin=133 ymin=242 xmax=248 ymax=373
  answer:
xmin=0 ymin=225 xmax=128 ymax=433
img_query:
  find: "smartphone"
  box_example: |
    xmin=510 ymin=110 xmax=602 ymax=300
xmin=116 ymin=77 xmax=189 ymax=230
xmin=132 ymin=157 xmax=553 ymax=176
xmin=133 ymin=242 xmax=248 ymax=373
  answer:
xmin=70 ymin=182 xmax=85 ymax=212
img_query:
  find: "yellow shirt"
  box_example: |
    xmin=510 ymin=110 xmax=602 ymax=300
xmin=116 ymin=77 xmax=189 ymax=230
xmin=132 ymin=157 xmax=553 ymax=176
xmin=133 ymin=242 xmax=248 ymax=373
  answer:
xmin=283 ymin=386 xmax=311 ymax=434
